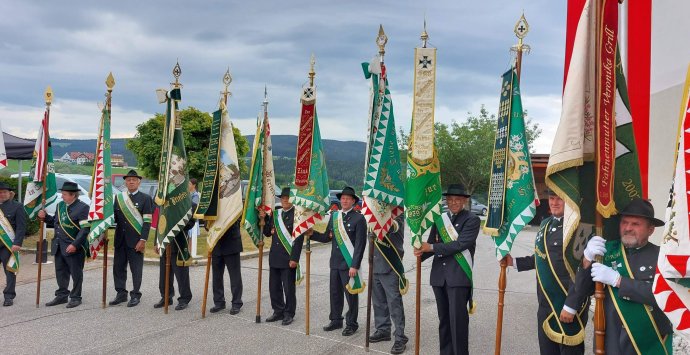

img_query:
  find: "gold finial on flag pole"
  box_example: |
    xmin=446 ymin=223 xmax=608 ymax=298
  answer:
xmin=222 ymin=67 xmax=232 ymax=106
xmin=308 ymin=54 xmax=316 ymax=87
xmin=172 ymin=60 xmax=182 ymax=88
xmin=106 ymin=72 xmax=115 ymax=92
xmin=420 ymin=18 xmax=429 ymax=48
xmin=377 ymin=24 xmax=388 ymax=60
xmin=44 ymin=86 xmax=53 ymax=106
xmin=511 ymin=12 xmax=531 ymax=82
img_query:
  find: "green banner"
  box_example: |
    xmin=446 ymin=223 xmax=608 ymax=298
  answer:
xmin=87 ymin=105 xmax=115 ymax=251
xmin=195 ymin=107 xmax=222 ymax=219
xmin=155 ymin=88 xmax=192 ymax=250
xmin=243 ymin=116 xmax=266 ymax=246
xmin=405 ymin=155 xmax=443 ymax=249
xmin=488 ymin=68 xmax=537 ymax=259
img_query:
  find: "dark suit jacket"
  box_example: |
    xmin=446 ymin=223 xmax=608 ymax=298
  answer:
xmin=113 ymin=191 xmax=154 ymax=249
xmin=263 ymin=207 xmax=304 ymax=268
xmin=311 ymin=209 xmax=367 ymax=271
xmin=0 ymin=199 xmax=28 ymax=247
xmin=421 ymin=210 xmax=480 ymax=288
xmin=45 ymin=200 xmax=90 ymax=256
xmin=373 ymin=214 xmax=405 ymax=274
xmin=212 ymin=220 xmax=243 ymax=256
xmin=566 ymin=242 xmax=672 ymax=354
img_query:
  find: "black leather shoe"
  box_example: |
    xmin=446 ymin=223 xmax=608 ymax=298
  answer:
xmin=126 ymin=298 xmax=140 ymax=307
xmin=3 ymin=299 xmax=13 ymax=307
xmin=153 ymin=298 xmax=173 ymax=309
xmin=109 ymin=295 xmax=128 ymax=306
xmin=342 ymin=326 xmax=358 ymax=336
xmin=66 ymin=300 xmax=82 ymax=308
xmin=391 ymin=341 xmax=407 ymax=354
xmin=229 ymin=306 xmax=241 ymax=315
xmin=281 ymin=316 xmax=294 ymax=326
xmin=369 ymin=330 xmax=391 ymax=343
xmin=209 ymin=304 xmax=225 ymax=313
xmin=175 ymin=302 xmax=188 ymax=311
xmin=322 ymin=321 xmax=343 ymax=332
xmin=266 ymin=313 xmax=284 ymax=322
xmin=45 ymin=297 xmax=68 ymax=307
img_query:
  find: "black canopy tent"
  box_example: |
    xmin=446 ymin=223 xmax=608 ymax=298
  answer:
xmin=3 ymin=132 xmax=36 ymax=201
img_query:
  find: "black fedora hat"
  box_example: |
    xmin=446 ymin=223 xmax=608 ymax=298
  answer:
xmin=59 ymin=181 xmax=81 ymax=193
xmin=543 ymin=188 xmax=559 ymax=197
xmin=620 ymin=198 xmax=665 ymax=227
xmin=442 ymin=184 xmax=471 ymax=197
xmin=123 ymin=169 xmax=143 ymax=180
xmin=277 ymin=187 xmax=291 ymax=198
xmin=0 ymin=182 xmax=14 ymax=191
xmin=336 ymin=186 xmax=360 ymax=203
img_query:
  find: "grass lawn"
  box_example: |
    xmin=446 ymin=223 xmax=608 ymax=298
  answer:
xmin=22 ymin=224 xmax=263 ymax=260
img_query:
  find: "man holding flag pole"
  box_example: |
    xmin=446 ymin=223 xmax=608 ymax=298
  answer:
xmin=360 ymin=25 xmax=407 ymax=354
xmin=0 ymin=182 xmax=27 ymax=307
xmin=153 ymin=62 xmax=194 ymax=313
xmin=196 ymin=69 xmax=245 ymax=318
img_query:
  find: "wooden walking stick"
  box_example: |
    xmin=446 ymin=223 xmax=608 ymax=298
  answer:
xmin=164 ymin=245 xmax=172 ymax=314
xmin=414 ymin=255 xmax=421 ymax=355
xmin=495 ymin=14 xmax=530 ymax=355
xmin=365 ymin=234 xmax=375 ymax=351
xmin=305 ymin=229 xmax=312 ymax=335
xmin=35 ymin=86 xmax=52 ymax=308
xmin=201 ymin=250 xmax=211 ymax=318
xmin=256 ymin=218 xmax=266 ymax=323
xmin=101 ymin=233 xmax=108 ymax=309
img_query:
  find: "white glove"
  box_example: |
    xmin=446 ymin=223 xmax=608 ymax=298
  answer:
xmin=584 ymin=236 xmax=607 ymax=262
xmin=591 ymin=262 xmax=621 ymax=287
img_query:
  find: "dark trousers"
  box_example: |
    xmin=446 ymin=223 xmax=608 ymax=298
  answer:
xmin=158 ymin=248 xmax=192 ymax=303
xmin=433 ymin=285 xmax=470 ymax=355
xmin=54 ymin=247 xmax=85 ymax=301
xmin=373 ymin=272 xmax=407 ymax=343
xmin=269 ymin=267 xmax=297 ymax=317
xmin=211 ymin=253 xmax=243 ymax=307
xmin=113 ymin=244 xmax=144 ymax=299
xmin=537 ymin=305 xmax=585 ymax=355
xmin=0 ymin=247 xmax=17 ymax=300
xmin=329 ymin=268 xmax=359 ymax=328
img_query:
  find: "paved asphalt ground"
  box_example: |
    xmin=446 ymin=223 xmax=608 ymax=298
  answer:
xmin=1 ymin=225 xmax=594 ymax=354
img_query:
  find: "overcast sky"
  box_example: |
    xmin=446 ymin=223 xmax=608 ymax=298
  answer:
xmin=0 ymin=0 xmax=572 ymax=153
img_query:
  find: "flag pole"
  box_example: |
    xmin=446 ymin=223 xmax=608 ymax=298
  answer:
xmin=101 ymin=73 xmax=115 ymax=309
xmin=305 ymin=55 xmax=316 ymax=336
xmin=412 ymin=23 xmax=431 ymax=355
xmin=255 ymin=87 xmax=269 ymax=324
xmin=365 ymin=25 xmax=388 ymax=351
xmin=35 ymin=86 xmax=52 ymax=308
xmin=494 ymin=14 xmax=531 ymax=355
xmin=593 ymin=1 xmax=607 ymax=353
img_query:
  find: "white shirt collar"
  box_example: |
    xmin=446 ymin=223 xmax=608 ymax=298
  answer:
xmin=283 ymin=206 xmax=294 ymax=213
xmin=128 ymin=189 xmax=139 ymax=195
xmin=341 ymin=207 xmax=353 ymax=215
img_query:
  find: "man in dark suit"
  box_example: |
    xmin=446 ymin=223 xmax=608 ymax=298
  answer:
xmin=260 ymin=187 xmax=304 ymax=325
xmin=154 ymin=194 xmax=196 ymax=311
xmin=209 ymin=219 xmax=244 ymax=315
xmin=109 ymin=170 xmax=153 ymax=308
xmin=369 ymin=213 xmax=408 ymax=354
xmin=0 ymin=182 xmax=27 ymax=306
xmin=505 ymin=189 xmax=589 ymax=354
xmin=562 ymin=198 xmax=673 ymax=354
xmin=38 ymin=181 xmax=90 ymax=308
xmin=414 ymin=184 xmax=480 ymax=355
xmin=312 ymin=186 xmax=367 ymax=336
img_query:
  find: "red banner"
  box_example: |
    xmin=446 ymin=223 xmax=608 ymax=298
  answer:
xmin=596 ymin=0 xmax=618 ymax=217
xmin=294 ymin=103 xmax=314 ymax=188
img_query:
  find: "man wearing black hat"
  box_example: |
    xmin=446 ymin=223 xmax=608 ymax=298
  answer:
xmin=208 ymin=219 xmax=244 ymax=314
xmin=258 ymin=187 xmax=304 ymax=325
xmin=38 ymin=181 xmax=90 ymax=308
xmin=312 ymin=186 xmax=367 ymax=336
xmin=413 ymin=184 xmax=480 ymax=355
xmin=0 ymin=182 xmax=27 ymax=306
xmin=504 ymin=189 xmax=589 ymax=354
xmin=109 ymin=170 xmax=153 ymax=308
xmin=562 ymin=198 xmax=673 ymax=353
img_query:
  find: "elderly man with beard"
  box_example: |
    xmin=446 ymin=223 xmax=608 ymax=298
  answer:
xmin=562 ymin=198 xmax=673 ymax=354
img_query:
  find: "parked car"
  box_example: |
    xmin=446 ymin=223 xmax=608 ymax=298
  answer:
xmin=48 ymin=173 xmax=92 ymax=215
xmin=470 ymin=198 xmax=488 ymax=216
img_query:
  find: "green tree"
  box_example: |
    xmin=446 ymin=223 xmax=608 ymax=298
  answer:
xmin=399 ymin=105 xmax=541 ymax=196
xmin=127 ymin=107 xmax=249 ymax=180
